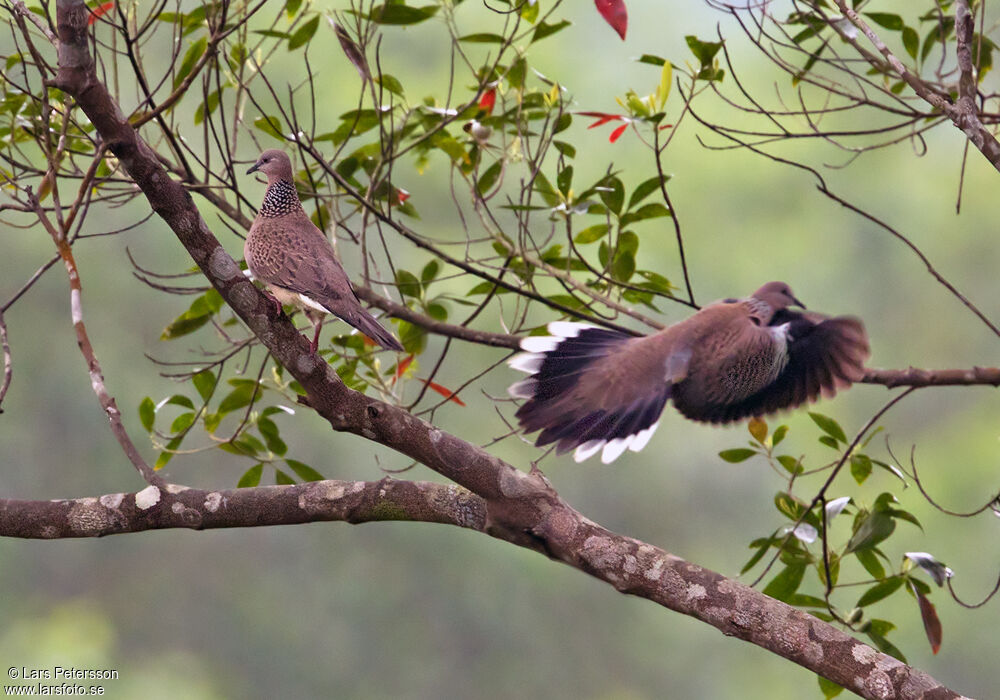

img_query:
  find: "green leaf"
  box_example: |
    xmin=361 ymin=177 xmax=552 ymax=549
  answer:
xmin=170 ymin=412 xmax=196 ymax=433
xmin=519 ymin=0 xmax=538 ymax=24
xmin=459 ymin=33 xmax=504 ymax=43
xmin=635 ymin=270 xmax=674 ymax=295
xmin=763 ymin=563 xmax=806 ymax=602
xmin=741 ymin=535 xmax=776 ymax=574
xmin=217 ymin=383 xmax=262 ymax=415
xmin=851 ymin=454 xmax=873 ymax=484
xmin=194 ymin=89 xmax=221 ymax=125
xmin=818 ymin=435 xmax=839 ymax=449
xmin=775 ymin=492 xmax=807 ymax=521
xmin=856 ymin=549 xmax=886 ymax=580
xmin=787 ymin=594 xmax=826 ymax=608
xmin=421 ymin=260 xmax=440 ymax=285
xmin=155 ymin=435 xmax=183 ymax=470
xmin=685 ymin=35 xmax=723 ymax=67
xmin=611 ymin=235 xmax=637 ymax=282
xmin=533 ymin=172 xmax=561 ymax=206
xmin=866 ymin=628 xmax=907 ymax=663
xmin=556 ymin=165 xmax=573 ymax=196
xmin=574 ymin=224 xmax=609 ymax=244
xmin=857 ymin=577 xmax=905 ymax=608
xmin=237 ymin=463 xmax=264 ymax=488
xmin=220 ymin=435 xmax=266 ymax=457
xmin=532 ymin=19 xmax=571 ymax=43
xmin=620 ymin=202 xmax=670 ymax=225
xmin=655 ymin=60 xmax=673 ymax=110
xmin=508 ymin=56 xmax=527 ymax=90
xmin=771 ymin=424 xmax=788 ymax=447
xmin=817 ymin=676 xmax=844 ymax=699
xmin=396 ymin=269 xmax=422 ymax=298
xmin=846 ymin=512 xmax=896 ymax=554
xmin=808 ymin=412 xmax=847 ymax=444
xmin=637 ymin=54 xmax=666 ymax=66
xmin=719 ymin=448 xmax=757 ymax=463
xmin=477 ymin=161 xmax=502 ymax=195
xmin=776 ymin=455 xmax=803 ymax=475
xmin=286 ymin=459 xmax=325 ymax=482
xmin=371 ymin=3 xmax=439 ymax=25
xmin=254 ymin=114 xmax=285 ymax=141
xmin=902 ymin=26 xmax=919 ymax=60
xmin=553 ymin=112 xmax=572 ymax=134
xmin=274 ymin=468 xmax=296 ymax=485
xmin=627 ymin=176 xmax=667 ymax=210
xmin=192 ymin=370 xmax=216 ymax=402
xmin=258 ymin=416 xmax=288 ymax=456
xmin=173 ymin=37 xmax=207 ymax=90
xmin=553 ymin=140 xmax=576 ymax=159
xmin=397 ymin=319 xmax=427 ymax=354
xmin=426 ymin=302 xmax=448 ymax=321
xmin=864 ymin=12 xmax=903 ymax=31
xmin=139 ymin=397 xmax=155 ymax=432
xmin=597 ymin=175 xmax=625 ymax=214
xmin=288 ymin=15 xmax=319 ymax=51
xmin=285 ymin=0 xmax=302 ymax=18
xmin=166 ymin=394 xmax=195 ymax=410
xmin=376 ymin=74 xmax=404 ymax=96
xmin=161 ymin=313 xmax=211 ymax=340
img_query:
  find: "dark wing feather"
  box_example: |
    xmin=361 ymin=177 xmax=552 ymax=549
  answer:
xmin=511 ymin=326 xmax=673 ymax=462
xmin=674 ymin=311 xmax=869 ymax=424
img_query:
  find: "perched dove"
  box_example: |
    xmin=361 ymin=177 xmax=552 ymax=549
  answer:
xmin=508 ymin=281 xmax=870 ymax=464
xmin=245 ymin=150 xmax=403 ymax=353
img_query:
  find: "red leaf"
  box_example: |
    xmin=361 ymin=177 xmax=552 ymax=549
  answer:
xmin=478 ymin=88 xmax=496 ymax=115
xmin=88 ymin=1 xmax=114 ymax=25
xmin=419 ymin=379 xmax=466 ymax=406
xmin=395 ymin=187 xmax=410 ymax=205
xmin=577 ymin=112 xmax=624 ymax=129
xmin=594 ymin=0 xmax=627 ymax=40
xmin=609 ymin=123 xmax=628 ymax=143
xmin=913 ymin=585 xmax=943 ymax=654
xmin=392 ymin=355 xmax=415 ymax=385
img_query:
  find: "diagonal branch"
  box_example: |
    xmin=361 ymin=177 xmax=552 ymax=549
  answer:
xmin=25 ymin=189 xmax=165 ymax=488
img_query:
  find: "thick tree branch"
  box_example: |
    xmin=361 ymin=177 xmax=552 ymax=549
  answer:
xmin=47 ymin=1 xmax=965 ymax=696
xmin=0 ymin=473 xmax=963 ymax=700
xmin=0 ymin=479 xmax=485 ymax=538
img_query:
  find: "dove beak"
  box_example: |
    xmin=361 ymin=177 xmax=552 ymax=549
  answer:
xmin=246 ymin=161 xmax=261 ymax=175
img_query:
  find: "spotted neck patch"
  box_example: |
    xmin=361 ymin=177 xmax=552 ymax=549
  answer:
xmin=259 ymin=179 xmax=302 ymax=218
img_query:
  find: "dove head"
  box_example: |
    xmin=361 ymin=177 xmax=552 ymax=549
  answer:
xmin=752 ymin=281 xmax=805 ymax=312
xmin=246 ymin=150 xmax=294 ymax=182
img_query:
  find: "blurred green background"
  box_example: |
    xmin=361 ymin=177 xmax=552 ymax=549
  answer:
xmin=2 ymin=1 xmax=999 ymax=698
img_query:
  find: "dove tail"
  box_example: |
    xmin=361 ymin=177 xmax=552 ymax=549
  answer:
xmin=508 ymin=322 xmax=669 ymax=463
xmin=342 ymin=308 xmax=404 ymax=351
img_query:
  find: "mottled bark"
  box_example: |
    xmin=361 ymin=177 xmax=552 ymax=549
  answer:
xmin=32 ymin=1 xmax=971 ymax=698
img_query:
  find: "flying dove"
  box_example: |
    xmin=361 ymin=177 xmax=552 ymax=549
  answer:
xmin=508 ymin=281 xmax=869 ymax=464
xmin=245 ymin=149 xmax=404 ymax=353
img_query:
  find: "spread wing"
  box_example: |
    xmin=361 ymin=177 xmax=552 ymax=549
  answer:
xmin=673 ymin=310 xmax=869 ymax=423
xmin=509 ymin=323 xmax=682 ymax=463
